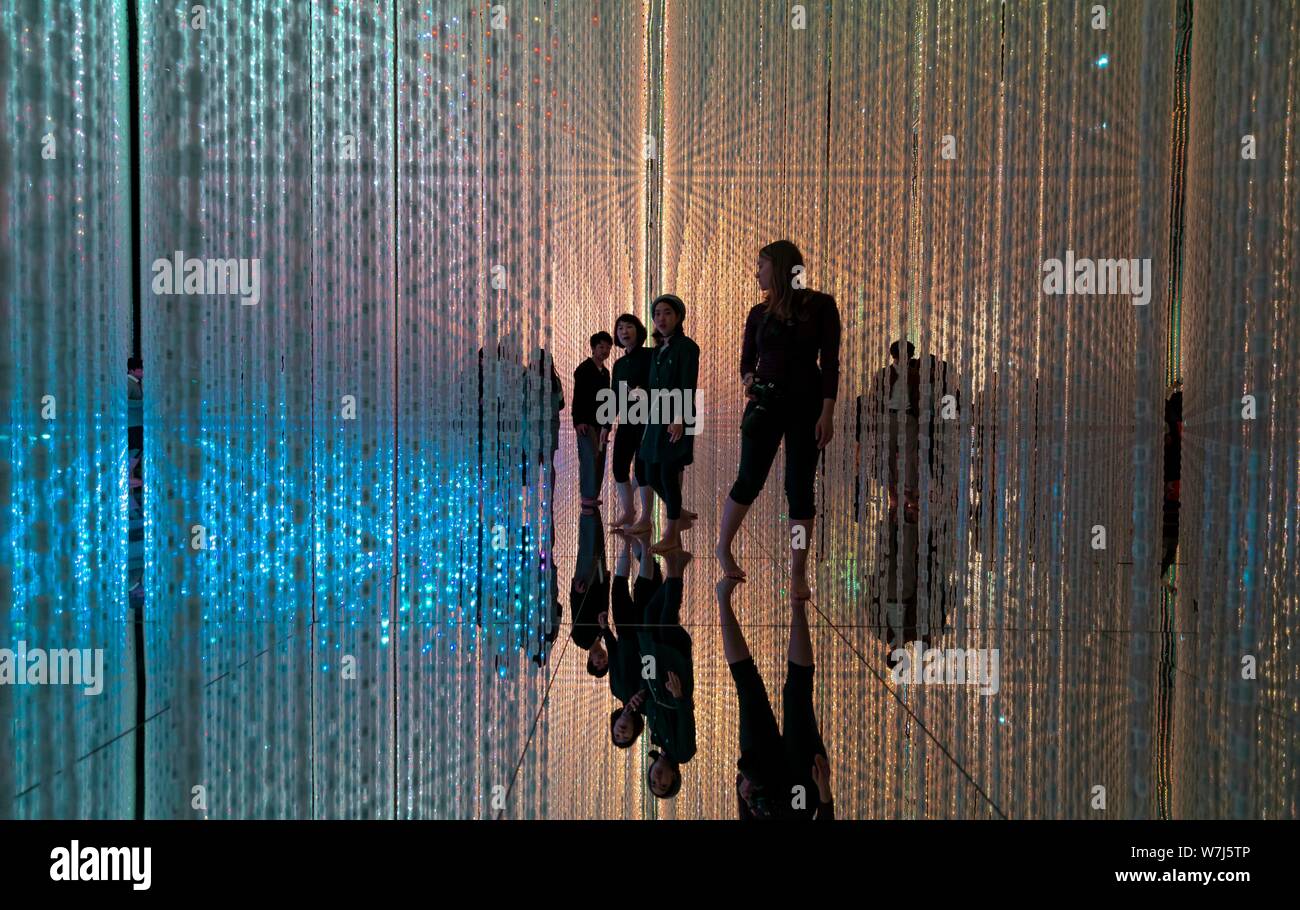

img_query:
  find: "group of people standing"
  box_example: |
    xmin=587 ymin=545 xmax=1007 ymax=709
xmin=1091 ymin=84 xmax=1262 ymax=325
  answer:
xmin=562 ymin=239 xmax=840 ymax=817
xmin=569 ymin=239 xmax=841 ymax=599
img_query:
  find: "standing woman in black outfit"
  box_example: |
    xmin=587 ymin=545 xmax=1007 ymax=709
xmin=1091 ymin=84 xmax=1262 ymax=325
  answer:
xmin=609 ymin=314 xmax=655 ymax=530
xmin=715 ymin=240 xmax=840 ymax=599
xmin=639 ymin=294 xmax=699 ymax=555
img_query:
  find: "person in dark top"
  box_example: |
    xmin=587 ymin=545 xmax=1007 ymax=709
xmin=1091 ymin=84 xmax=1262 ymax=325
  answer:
xmin=639 ymin=295 xmax=700 ymax=554
xmin=573 ymin=332 xmax=614 ymax=507
xmin=1161 ymin=383 xmax=1183 ymax=584
xmin=602 ymin=531 xmax=662 ymax=747
xmin=637 ymin=548 xmax=696 ymax=799
xmin=716 ymin=240 xmax=841 ymax=602
xmin=571 ymin=508 xmax=610 ymax=676
xmin=717 ymin=576 xmax=834 ymax=820
xmin=610 ymin=314 xmax=656 ymax=530
xmin=527 ymin=347 xmax=565 ymax=491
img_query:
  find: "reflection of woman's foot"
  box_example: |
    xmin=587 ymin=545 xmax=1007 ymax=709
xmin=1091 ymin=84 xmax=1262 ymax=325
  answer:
xmin=791 ymin=572 xmax=811 ymax=601
xmin=716 ymin=575 xmax=742 ymax=601
xmin=611 ymin=509 xmax=635 ymax=529
xmin=680 ymin=508 xmax=698 ymax=521
xmin=665 ymin=548 xmax=694 ymax=575
xmin=650 ymin=536 xmax=681 ymax=554
xmin=627 ymin=518 xmax=653 ymax=534
xmin=715 ymin=544 xmax=746 ymax=580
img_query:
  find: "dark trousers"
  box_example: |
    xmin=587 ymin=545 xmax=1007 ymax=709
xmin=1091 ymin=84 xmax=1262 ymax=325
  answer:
xmin=611 ymin=423 xmax=648 ymax=485
xmin=576 ymin=431 xmax=607 ymax=499
xmin=781 ymin=661 xmax=827 ymax=771
xmin=730 ymin=657 xmax=782 ymax=758
xmin=729 ymin=394 xmax=820 ymax=519
xmin=645 ymin=460 xmax=684 ymax=520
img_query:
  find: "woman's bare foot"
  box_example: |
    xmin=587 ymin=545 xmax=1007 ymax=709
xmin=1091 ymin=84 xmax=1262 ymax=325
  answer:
xmin=626 ymin=518 xmax=653 ymax=535
xmin=715 ymin=544 xmax=746 ymax=580
xmin=680 ymin=508 xmax=698 ymax=521
xmin=611 ymin=508 xmax=636 ymax=529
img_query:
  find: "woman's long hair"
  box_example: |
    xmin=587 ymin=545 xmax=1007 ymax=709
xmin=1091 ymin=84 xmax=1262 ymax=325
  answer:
xmin=760 ymin=239 xmax=806 ymax=322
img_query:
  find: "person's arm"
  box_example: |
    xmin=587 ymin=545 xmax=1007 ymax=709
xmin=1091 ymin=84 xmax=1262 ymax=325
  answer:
xmin=740 ymin=307 xmax=759 ymax=381
xmin=819 ymin=296 xmax=841 ymax=402
xmin=811 ymin=298 xmax=840 ymax=449
xmin=572 ymin=361 xmax=595 ymax=429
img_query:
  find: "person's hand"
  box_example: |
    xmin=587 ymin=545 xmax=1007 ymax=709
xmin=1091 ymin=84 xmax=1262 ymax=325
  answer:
xmin=815 ymin=412 xmax=834 ymax=449
xmin=597 ymin=611 xmax=609 ymax=630
xmin=576 ymin=423 xmax=589 ymax=437
xmin=665 ymin=671 xmax=683 ymax=698
xmin=812 ymin=753 xmax=831 ymax=800
xmin=668 ymin=422 xmax=684 ymax=443
xmin=743 ymin=373 xmax=757 ymax=401
xmin=628 ymin=689 xmax=647 ymax=712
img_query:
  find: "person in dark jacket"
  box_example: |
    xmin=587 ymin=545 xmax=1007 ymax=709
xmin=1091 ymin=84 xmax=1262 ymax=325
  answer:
xmin=716 ymin=241 xmax=841 ymax=603
xmin=610 ymin=314 xmax=656 ymax=530
xmin=573 ymin=332 xmax=614 ymax=506
xmin=638 ymin=548 xmax=696 ymax=799
xmin=571 ymin=509 xmax=610 ymax=676
xmin=600 ymin=532 xmax=648 ymax=747
xmin=639 ymin=295 xmax=699 ymax=554
xmin=717 ymin=576 xmax=834 ymax=819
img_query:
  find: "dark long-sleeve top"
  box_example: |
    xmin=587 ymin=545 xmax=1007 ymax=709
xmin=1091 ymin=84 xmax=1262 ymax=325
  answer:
xmin=611 ymin=346 xmax=653 ymax=399
xmin=572 ymin=358 xmax=611 ymax=429
xmin=603 ymin=576 xmax=643 ymax=704
xmin=739 ymin=290 xmax=841 ymax=400
xmin=638 ymin=332 xmax=700 ymax=466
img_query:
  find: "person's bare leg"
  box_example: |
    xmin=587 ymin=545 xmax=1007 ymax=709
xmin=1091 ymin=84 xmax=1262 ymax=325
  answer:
xmin=635 ymin=483 xmax=654 ymax=527
xmin=714 ymin=496 xmax=751 ymax=580
xmin=614 ymin=534 xmax=631 ymax=577
xmin=789 ymin=597 xmax=814 ymax=667
xmin=677 ymin=467 xmax=696 ymax=520
xmin=613 ymin=481 xmax=635 ymax=528
xmin=650 ymin=517 xmax=681 ymax=553
xmin=632 ymin=529 xmax=655 ymax=579
xmin=716 ymin=576 xmax=750 ymax=664
xmin=790 ymin=517 xmax=813 ymax=600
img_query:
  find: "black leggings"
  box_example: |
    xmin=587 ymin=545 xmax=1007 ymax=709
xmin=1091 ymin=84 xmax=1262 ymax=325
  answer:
xmin=729 ymin=396 xmax=820 ymax=520
xmin=646 ymin=460 xmax=685 ymax=520
xmin=611 ymin=423 xmax=648 ymax=485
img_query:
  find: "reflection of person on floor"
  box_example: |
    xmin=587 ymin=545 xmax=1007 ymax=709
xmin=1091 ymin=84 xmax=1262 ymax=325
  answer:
xmin=610 ymin=314 xmax=657 ymax=531
xmin=1161 ymin=383 xmax=1183 ymax=586
xmin=571 ymin=509 xmax=610 ymax=677
xmin=640 ymin=295 xmax=699 ymax=555
xmin=717 ymin=240 xmax=841 ymax=599
xmin=854 ymin=341 xmax=959 ymax=652
xmin=601 ymin=533 xmax=651 ymax=748
xmin=574 ymin=332 xmax=613 ymax=508
xmin=716 ymin=577 xmax=834 ymax=819
xmin=527 ymin=347 xmax=564 ymax=491
xmin=638 ymin=548 xmax=697 ymax=799
xmin=527 ymin=349 xmax=564 ymax=665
